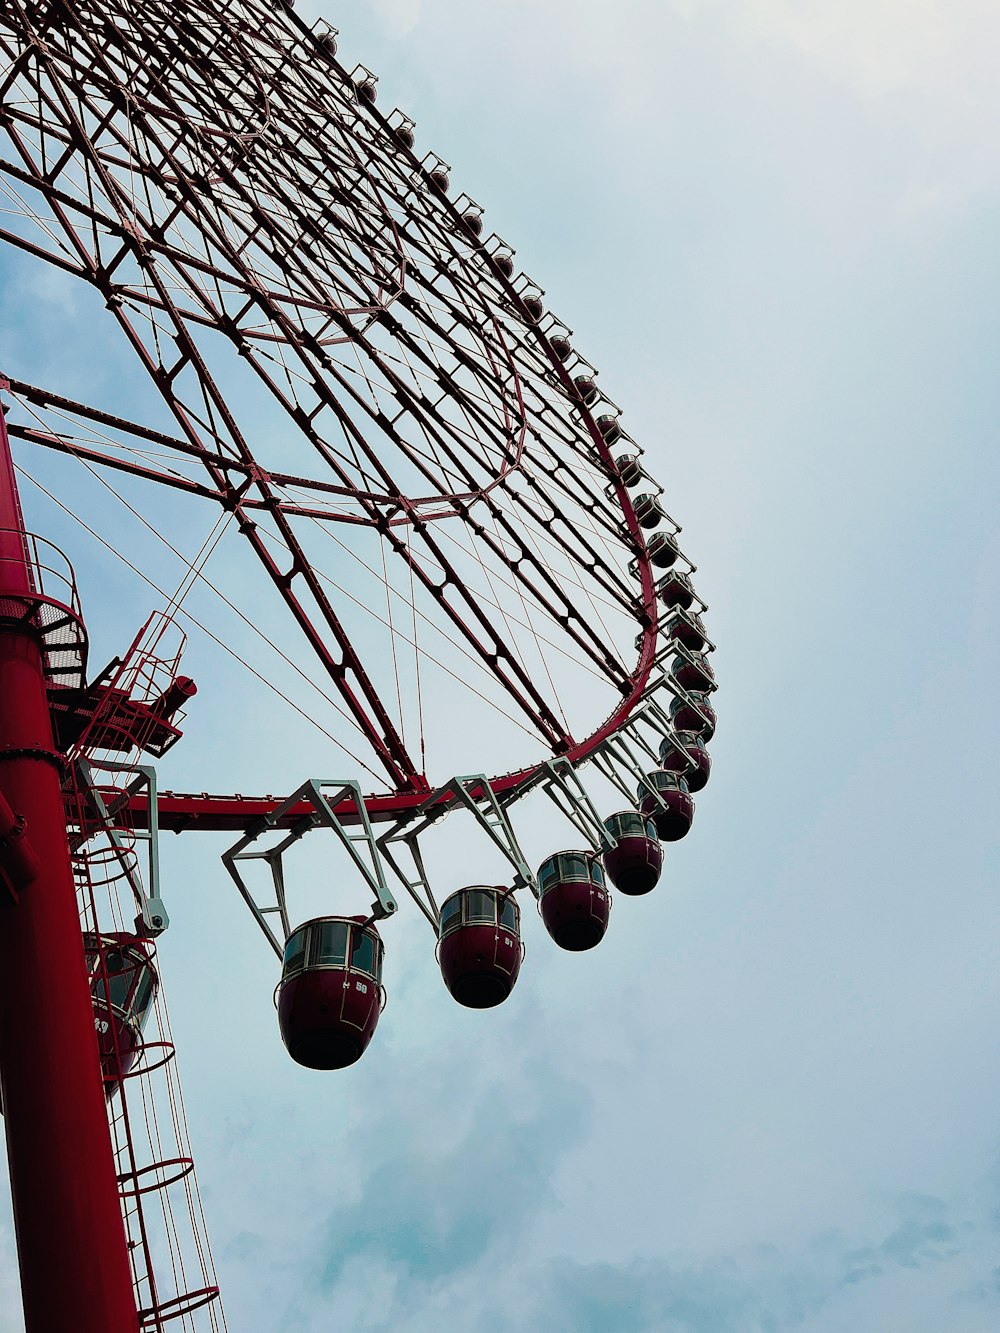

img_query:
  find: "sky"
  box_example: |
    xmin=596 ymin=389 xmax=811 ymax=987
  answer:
xmin=2 ymin=0 xmax=1000 ymax=1329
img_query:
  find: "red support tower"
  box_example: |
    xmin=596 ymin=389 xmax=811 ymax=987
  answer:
xmin=0 ymin=406 xmax=138 ymax=1331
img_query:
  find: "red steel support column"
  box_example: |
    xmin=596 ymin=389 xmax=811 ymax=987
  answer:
xmin=0 ymin=407 xmax=138 ymax=1330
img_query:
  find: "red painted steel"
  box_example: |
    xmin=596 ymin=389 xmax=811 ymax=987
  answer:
xmin=0 ymin=410 xmax=138 ymax=1331
xmin=0 ymin=0 xmax=666 ymax=792
xmin=0 ymin=785 xmax=39 ymax=898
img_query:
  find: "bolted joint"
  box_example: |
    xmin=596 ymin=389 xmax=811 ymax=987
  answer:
xmin=0 ymin=792 xmax=39 ymax=900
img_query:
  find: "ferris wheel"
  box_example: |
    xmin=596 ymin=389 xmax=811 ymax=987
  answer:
xmin=0 ymin=2 xmax=717 ymax=1329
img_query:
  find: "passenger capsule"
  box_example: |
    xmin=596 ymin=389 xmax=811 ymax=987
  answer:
xmin=537 ymin=851 xmax=610 ymax=951
xmin=494 ymin=250 xmax=515 ymax=278
xmin=318 ymin=31 xmax=338 ymax=58
xmin=658 ymin=570 xmax=695 ymax=610
xmin=355 ymin=78 xmax=377 ymax=104
xmin=573 ymin=375 xmax=599 ymax=405
xmin=522 ymin=294 xmax=543 ymax=322
xmin=614 ymin=451 xmax=643 ymax=487
xmin=437 ymin=886 xmax=521 ymax=1008
xmin=637 ymin=770 xmax=695 ymax=841
xmin=664 ymin=607 xmax=707 ymax=652
xmin=658 ymin=729 xmax=711 ymax=792
xmin=276 ymin=916 xmax=384 ymax=1069
xmin=633 ymin=493 xmax=666 ymax=530
xmin=393 ymin=121 xmax=415 ymax=150
xmin=429 ymin=167 xmax=450 ymax=193
xmin=670 ymin=650 xmax=715 ymax=693
xmin=647 ymin=531 xmax=680 ymax=568
xmin=596 ymin=414 xmax=623 ymax=444
xmin=550 ymin=335 xmax=572 ymax=362
xmin=602 ymin=811 xmax=663 ymax=896
xmin=462 ymin=209 xmax=483 ymax=237
xmin=670 ymin=690 xmax=716 ymax=740
xmin=85 ymin=934 xmax=158 ymax=1097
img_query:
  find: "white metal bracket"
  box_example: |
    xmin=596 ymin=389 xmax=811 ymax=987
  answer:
xmin=500 ymin=757 xmax=615 ymax=854
xmin=585 ymin=700 xmax=678 ymax=812
xmin=74 ymin=757 xmax=168 ymax=937
xmin=377 ymin=773 xmax=536 ymax=922
xmin=222 ymin=779 xmax=396 ymax=960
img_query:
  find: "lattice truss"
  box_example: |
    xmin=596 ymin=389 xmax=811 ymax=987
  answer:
xmin=64 ymin=616 xmax=227 ymax=1331
xmin=0 ymin=0 xmax=664 ymax=792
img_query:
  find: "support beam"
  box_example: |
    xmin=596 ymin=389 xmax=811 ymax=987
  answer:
xmin=0 ymin=403 xmax=138 ymax=1331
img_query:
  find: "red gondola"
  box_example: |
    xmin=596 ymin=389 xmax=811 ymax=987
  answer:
xmin=355 ymin=78 xmax=377 ymax=105
xmin=536 ymin=851 xmax=610 ymax=951
xmin=85 ymin=934 xmax=158 ymax=1097
xmin=670 ymin=649 xmax=715 ymax=694
xmin=550 ymin=335 xmax=572 ymax=362
xmin=596 ymin=414 xmax=622 ymax=444
xmin=437 ymin=886 xmax=521 ymax=1008
xmin=657 ymin=570 xmax=695 ymax=610
xmin=522 ymin=294 xmax=543 ymax=322
xmin=658 ymin=729 xmax=712 ymax=792
xmin=276 ymin=916 xmax=384 ymax=1069
xmin=637 ymin=770 xmax=694 ymax=841
xmin=670 ymin=690 xmax=716 ymax=740
xmin=647 ymin=531 xmax=680 ymax=568
xmin=664 ymin=607 xmax=707 ymax=652
xmin=392 ymin=120 xmax=415 ymax=149
xmin=613 ymin=451 xmax=643 ymax=487
xmin=573 ymin=375 xmax=599 ymax=405
xmin=633 ymin=493 xmax=666 ymax=530
xmin=493 ymin=249 xmax=515 ymax=278
xmin=602 ymin=811 xmax=663 ymax=896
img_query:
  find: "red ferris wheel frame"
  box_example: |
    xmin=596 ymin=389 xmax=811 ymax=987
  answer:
xmin=0 ymin=6 xmax=719 ymax=1332
xmin=0 ymin=0 xmax=678 ymax=821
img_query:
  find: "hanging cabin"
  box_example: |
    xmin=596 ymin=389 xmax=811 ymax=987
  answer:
xmin=669 ymin=649 xmax=716 ymax=694
xmin=462 ymin=207 xmax=484 ymax=237
xmin=596 ymin=414 xmax=622 ymax=445
xmin=658 ymin=729 xmax=712 ymax=792
xmin=613 ymin=450 xmax=643 ymax=487
xmin=573 ymin=375 xmax=599 ymax=406
xmin=602 ymin=811 xmax=663 ymax=896
xmin=277 ymin=916 xmax=384 ymax=1069
xmin=437 ymin=886 xmax=521 ymax=1008
xmin=392 ymin=117 xmax=416 ymax=150
xmin=633 ymin=493 xmax=667 ymax=530
xmin=664 ymin=607 xmax=707 ymax=652
xmin=521 ymin=292 xmax=544 ymax=322
xmin=670 ymin=690 xmax=716 ymax=740
xmin=637 ymin=770 xmax=695 ymax=842
xmin=85 ymin=933 xmax=158 ymax=1096
xmin=657 ymin=570 xmax=695 ymax=611
xmin=646 ymin=531 xmax=680 ymax=569
xmin=536 ymin=851 xmax=610 ymax=951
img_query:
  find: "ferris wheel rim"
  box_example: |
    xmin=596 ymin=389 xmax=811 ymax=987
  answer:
xmin=0 ymin=0 xmax=694 ymax=802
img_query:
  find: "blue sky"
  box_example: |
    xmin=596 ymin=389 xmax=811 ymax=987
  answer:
xmin=1 ymin=1 xmax=999 ymax=1329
